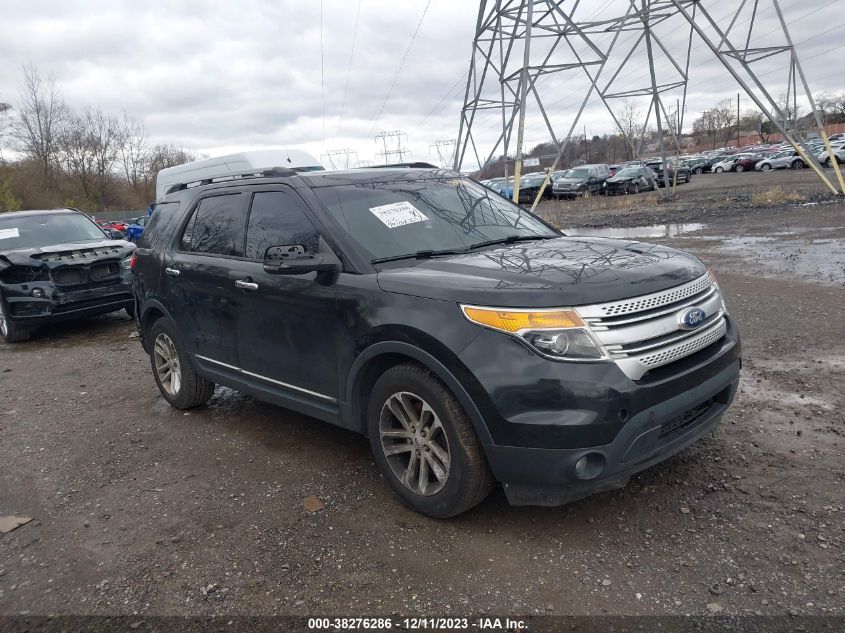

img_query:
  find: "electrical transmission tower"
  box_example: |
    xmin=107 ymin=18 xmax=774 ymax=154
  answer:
xmin=321 ymin=148 xmax=360 ymax=170
xmin=375 ymin=130 xmax=410 ymax=164
xmin=455 ymin=0 xmax=844 ymax=208
xmin=429 ymin=139 xmax=457 ymax=168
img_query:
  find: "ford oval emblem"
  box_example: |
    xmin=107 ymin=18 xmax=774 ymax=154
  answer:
xmin=678 ymin=307 xmax=706 ymax=330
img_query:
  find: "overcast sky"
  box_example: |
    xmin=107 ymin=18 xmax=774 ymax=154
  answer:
xmin=1 ymin=0 xmax=843 ymax=171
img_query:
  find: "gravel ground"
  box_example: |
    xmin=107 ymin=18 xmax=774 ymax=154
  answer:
xmin=1 ymin=170 xmax=843 ymax=620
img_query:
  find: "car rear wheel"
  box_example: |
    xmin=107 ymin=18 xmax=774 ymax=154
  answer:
xmin=0 ymin=297 xmax=31 ymax=344
xmin=367 ymin=363 xmax=494 ymax=518
xmin=148 ymin=317 xmax=215 ymax=409
xmin=792 ymin=159 xmax=805 ymax=169
xmin=629 ymin=182 xmax=640 ymax=194
xmin=694 ymin=167 xmax=703 ymax=175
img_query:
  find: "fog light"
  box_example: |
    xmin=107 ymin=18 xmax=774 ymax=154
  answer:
xmin=31 ymin=288 xmax=45 ymax=298
xmin=574 ymin=452 xmax=606 ymax=480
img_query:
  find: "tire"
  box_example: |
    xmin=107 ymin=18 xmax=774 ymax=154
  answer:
xmin=629 ymin=183 xmax=640 ymax=195
xmin=694 ymin=167 xmax=703 ymax=175
xmin=761 ymin=163 xmax=772 ymax=171
xmin=715 ymin=167 xmax=723 ymax=173
xmin=735 ymin=164 xmax=745 ymax=173
xmin=0 ymin=295 xmax=31 ymax=343
xmin=792 ymin=159 xmax=805 ymax=169
xmin=125 ymin=302 xmax=136 ymax=318
xmin=148 ymin=316 xmax=215 ymax=409
xmin=825 ymin=157 xmax=833 ymax=168
xmin=367 ymin=362 xmax=494 ymax=518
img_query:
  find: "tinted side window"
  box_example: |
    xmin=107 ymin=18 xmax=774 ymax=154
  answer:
xmin=245 ymin=191 xmax=320 ymax=260
xmin=139 ymin=201 xmax=179 ymax=249
xmin=180 ymin=194 xmax=246 ymax=257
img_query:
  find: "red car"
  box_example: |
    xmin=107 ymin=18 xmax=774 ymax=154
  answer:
xmin=97 ymin=220 xmax=129 ymax=233
xmin=731 ymin=156 xmax=762 ymax=172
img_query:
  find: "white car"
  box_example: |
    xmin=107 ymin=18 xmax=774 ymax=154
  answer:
xmin=818 ymin=143 xmax=845 ymax=167
xmin=755 ymin=150 xmax=806 ymax=171
xmin=711 ymin=157 xmax=738 ymax=173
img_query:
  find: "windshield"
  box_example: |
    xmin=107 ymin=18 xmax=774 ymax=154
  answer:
xmin=0 ymin=213 xmax=107 ymax=250
xmin=615 ymin=168 xmax=639 ymax=177
xmin=313 ymin=177 xmax=558 ymax=262
xmin=568 ymin=168 xmax=590 ymax=179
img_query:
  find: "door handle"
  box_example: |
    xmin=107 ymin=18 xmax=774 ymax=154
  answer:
xmin=234 ymin=279 xmax=259 ymax=291
xmin=165 ymin=267 xmax=180 ymax=277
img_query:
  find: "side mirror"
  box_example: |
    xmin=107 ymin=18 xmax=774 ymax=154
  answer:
xmin=263 ymin=245 xmax=340 ymax=275
xmin=107 ymin=229 xmax=126 ymax=240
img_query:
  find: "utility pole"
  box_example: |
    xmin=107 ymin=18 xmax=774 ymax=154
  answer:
xmin=511 ymin=0 xmax=533 ymax=204
xmin=374 ymin=131 xmax=410 ymax=164
xmin=737 ymin=92 xmax=741 ymax=148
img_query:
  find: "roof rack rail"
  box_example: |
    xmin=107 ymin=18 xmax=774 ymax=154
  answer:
xmin=164 ymin=166 xmax=298 ymax=196
xmin=367 ymin=162 xmax=441 ymax=169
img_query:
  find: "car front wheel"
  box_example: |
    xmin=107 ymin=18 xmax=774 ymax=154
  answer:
xmin=367 ymin=363 xmax=494 ymax=518
xmin=715 ymin=167 xmax=723 ymax=173
xmin=761 ymin=163 xmax=772 ymax=171
xmin=148 ymin=317 xmax=215 ymax=409
xmin=735 ymin=164 xmax=745 ymax=172
xmin=0 ymin=296 xmax=31 ymax=343
xmin=792 ymin=159 xmax=805 ymax=169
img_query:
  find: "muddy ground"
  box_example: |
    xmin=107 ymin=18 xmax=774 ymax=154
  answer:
xmin=1 ymin=169 xmax=843 ymax=620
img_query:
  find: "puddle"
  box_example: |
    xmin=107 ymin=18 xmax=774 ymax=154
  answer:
xmin=564 ymin=223 xmax=705 ymax=239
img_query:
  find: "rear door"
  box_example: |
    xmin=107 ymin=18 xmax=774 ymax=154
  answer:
xmin=160 ymin=191 xmax=252 ymax=367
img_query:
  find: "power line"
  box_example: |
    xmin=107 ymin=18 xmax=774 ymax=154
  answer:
xmin=320 ymin=0 xmax=325 ymax=145
xmin=336 ymin=0 xmax=362 ymax=138
xmin=368 ymin=0 xmax=432 ymax=137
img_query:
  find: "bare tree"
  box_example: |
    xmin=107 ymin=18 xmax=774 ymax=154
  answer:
xmin=59 ymin=106 xmax=121 ymax=207
xmin=617 ymin=100 xmax=645 ymax=160
xmin=0 ymin=101 xmax=12 ymax=161
xmin=117 ymin=112 xmax=148 ymax=191
xmin=12 ymin=65 xmax=65 ymax=181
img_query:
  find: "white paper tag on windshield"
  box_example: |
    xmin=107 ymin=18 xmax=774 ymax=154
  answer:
xmin=0 ymin=228 xmax=19 ymax=240
xmin=369 ymin=201 xmax=429 ymax=229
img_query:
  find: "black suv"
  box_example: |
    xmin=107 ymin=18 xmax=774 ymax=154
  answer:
xmin=0 ymin=209 xmax=135 ymax=343
xmin=132 ymin=167 xmax=741 ymax=517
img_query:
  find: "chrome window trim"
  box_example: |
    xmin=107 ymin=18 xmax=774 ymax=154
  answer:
xmin=194 ymin=354 xmax=336 ymax=403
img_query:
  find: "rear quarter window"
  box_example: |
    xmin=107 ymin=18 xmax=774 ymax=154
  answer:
xmin=138 ymin=202 xmax=180 ymax=249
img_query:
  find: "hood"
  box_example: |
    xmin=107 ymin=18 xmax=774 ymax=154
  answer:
xmin=0 ymin=239 xmax=134 ymax=268
xmin=607 ymin=174 xmax=635 ymax=183
xmin=376 ymin=236 xmax=706 ymax=307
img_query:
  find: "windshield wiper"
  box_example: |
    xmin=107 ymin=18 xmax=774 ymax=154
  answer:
xmin=371 ymin=248 xmax=469 ymax=264
xmin=467 ymin=234 xmax=557 ymax=251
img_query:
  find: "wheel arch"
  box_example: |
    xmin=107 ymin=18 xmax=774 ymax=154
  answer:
xmin=138 ymin=299 xmax=176 ymax=353
xmin=344 ymin=341 xmax=495 ymax=448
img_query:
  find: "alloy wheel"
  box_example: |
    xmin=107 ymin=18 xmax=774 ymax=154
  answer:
xmin=0 ymin=300 xmax=7 ymax=337
xmin=379 ymin=391 xmax=451 ymax=496
xmin=153 ymin=332 xmax=182 ymax=396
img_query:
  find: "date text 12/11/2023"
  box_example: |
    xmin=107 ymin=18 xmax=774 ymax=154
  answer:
xmin=307 ymin=617 xmax=528 ymax=630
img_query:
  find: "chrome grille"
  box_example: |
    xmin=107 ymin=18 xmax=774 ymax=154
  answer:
xmin=577 ymin=272 xmax=728 ymax=380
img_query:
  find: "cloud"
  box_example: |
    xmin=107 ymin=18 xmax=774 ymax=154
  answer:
xmin=0 ymin=0 xmax=841 ymax=171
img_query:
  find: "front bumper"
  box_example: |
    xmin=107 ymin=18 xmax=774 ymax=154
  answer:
xmin=1 ymin=279 xmax=133 ymax=330
xmin=457 ymin=316 xmax=741 ymax=505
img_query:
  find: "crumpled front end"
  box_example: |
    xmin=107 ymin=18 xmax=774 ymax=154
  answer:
xmin=0 ymin=242 xmax=135 ymax=329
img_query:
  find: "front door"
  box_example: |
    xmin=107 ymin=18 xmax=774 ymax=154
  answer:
xmin=233 ymin=188 xmax=342 ymax=405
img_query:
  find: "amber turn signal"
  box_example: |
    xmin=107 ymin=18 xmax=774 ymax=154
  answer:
xmin=461 ymin=305 xmax=585 ymax=333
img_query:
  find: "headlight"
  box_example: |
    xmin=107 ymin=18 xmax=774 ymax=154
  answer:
xmin=460 ymin=305 xmax=609 ymax=361
xmin=120 ymin=255 xmax=133 ymax=270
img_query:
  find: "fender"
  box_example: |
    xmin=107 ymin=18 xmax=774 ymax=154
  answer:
xmin=344 ymin=340 xmax=494 ymax=447
xmin=138 ymin=298 xmax=177 ymax=352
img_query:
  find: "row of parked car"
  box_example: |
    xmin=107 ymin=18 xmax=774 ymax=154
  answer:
xmin=480 ymin=158 xmax=692 ymax=202
xmin=95 ymin=215 xmax=149 ymax=242
xmin=480 ymin=134 xmax=845 ymax=203
xmin=676 ymin=134 xmax=845 ymax=174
